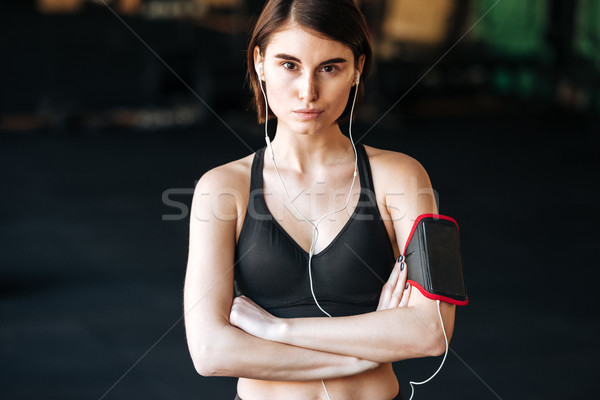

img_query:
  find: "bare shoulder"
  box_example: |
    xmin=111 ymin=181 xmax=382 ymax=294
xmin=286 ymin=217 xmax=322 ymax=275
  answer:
xmin=192 ymin=152 xmax=255 ymax=220
xmin=362 ymin=144 xmax=432 ymax=190
xmin=362 ymin=145 xmax=437 ymax=241
xmin=196 ymin=153 xmax=254 ymax=192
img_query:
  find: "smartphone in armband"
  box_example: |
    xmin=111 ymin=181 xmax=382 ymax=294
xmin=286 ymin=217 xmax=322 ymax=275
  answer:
xmin=404 ymin=214 xmax=468 ymax=306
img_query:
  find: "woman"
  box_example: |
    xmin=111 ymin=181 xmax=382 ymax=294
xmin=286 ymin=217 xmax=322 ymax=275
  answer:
xmin=184 ymin=1 xmax=456 ymax=399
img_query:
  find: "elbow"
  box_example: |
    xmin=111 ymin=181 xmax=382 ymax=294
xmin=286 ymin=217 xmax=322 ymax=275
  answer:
xmin=189 ymin=335 xmax=231 ymax=377
xmin=420 ymin=302 xmax=455 ymax=357
xmin=423 ymin=322 xmax=453 ymax=357
xmin=426 ymin=333 xmax=448 ymax=357
xmin=186 ymin=318 xmax=237 ymax=377
xmin=395 ymin=302 xmax=455 ymax=360
xmin=390 ymin=325 xmax=448 ymax=361
xmin=190 ymin=343 xmax=219 ymax=377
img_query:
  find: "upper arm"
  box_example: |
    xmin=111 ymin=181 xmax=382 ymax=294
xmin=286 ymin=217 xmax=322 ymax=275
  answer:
xmin=184 ymin=166 xmax=242 ymax=347
xmin=383 ymin=153 xmax=455 ymax=346
xmin=384 ymin=152 xmax=438 ymax=253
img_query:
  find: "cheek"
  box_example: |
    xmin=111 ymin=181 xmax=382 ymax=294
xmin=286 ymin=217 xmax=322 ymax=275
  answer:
xmin=265 ymin=75 xmax=295 ymax=113
xmin=325 ymin=84 xmax=352 ymax=113
xmin=269 ymin=75 xmax=294 ymax=93
xmin=265 ymin=82 xmax=287 ymax=116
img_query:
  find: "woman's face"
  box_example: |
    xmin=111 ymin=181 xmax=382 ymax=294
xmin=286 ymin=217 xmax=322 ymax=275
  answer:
xmin=255 ymin=22 xmax=364 ymax=136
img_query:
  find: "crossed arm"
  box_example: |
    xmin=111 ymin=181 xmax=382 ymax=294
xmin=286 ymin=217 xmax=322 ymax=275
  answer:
xmin=229 ymin=271 xmax=455 ymax=364
xmin=184 ymin=166 xmax=380 ymax=380
xmin=184 ymin=153 xmax=456 ymax=379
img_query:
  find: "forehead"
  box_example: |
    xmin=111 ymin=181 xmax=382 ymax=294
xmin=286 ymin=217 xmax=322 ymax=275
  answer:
xmin=265 ymin=23 xmax=353 ymax=62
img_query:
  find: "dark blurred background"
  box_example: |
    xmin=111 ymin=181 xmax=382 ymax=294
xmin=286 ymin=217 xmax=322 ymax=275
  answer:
xmin=1 ymin=0 xmax=598 ymax=399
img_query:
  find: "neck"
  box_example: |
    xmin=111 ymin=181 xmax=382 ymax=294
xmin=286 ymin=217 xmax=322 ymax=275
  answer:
xmin=269 ymin=122 xmax=355 ymax=174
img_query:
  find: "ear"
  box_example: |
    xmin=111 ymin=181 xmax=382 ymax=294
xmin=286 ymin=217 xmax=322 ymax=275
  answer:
xmin=356 ymin=54 xmax=366 ymax=78
xmin=253 ymin=46 xmax=264 ymax=78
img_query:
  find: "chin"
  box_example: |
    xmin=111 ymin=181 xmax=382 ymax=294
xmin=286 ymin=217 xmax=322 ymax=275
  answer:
xmin=296 ymin=123 xmax=328 ymax=136
xmin=294 ymin=118 xmax=337 ymax=134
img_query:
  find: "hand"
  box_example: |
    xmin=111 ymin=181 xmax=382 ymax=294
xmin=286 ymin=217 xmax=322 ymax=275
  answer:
xmin=376 ymin=255 xmax=411 ymax=311
xmin=356 ymin=358 xmax=381 ymax=373
xmin=229 ymin=295 xmax=282 ymax=341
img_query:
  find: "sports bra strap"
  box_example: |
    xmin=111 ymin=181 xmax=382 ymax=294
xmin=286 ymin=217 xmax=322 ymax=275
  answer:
xmin=249 ymin=146 xmax=265 ymax=193
xmin=355 ymin=142 xmax=374 ymax=193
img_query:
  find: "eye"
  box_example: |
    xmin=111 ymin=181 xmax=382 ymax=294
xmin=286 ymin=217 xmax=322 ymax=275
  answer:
xmin=282 ymin=62 xmax=298 ymax=71
xmin=320 ymin=65 xmax=338 ymax=73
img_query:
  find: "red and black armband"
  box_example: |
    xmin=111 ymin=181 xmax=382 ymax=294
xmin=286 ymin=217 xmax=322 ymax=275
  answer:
xmin=403 ymin=214 xmax=468 ymax=306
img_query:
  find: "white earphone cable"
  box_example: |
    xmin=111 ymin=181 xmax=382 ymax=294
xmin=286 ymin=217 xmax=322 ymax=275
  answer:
xmin=258 ymin=66 xmax=448 ymax=400
xmin=258 ymin=67 xmax=360 ymax=400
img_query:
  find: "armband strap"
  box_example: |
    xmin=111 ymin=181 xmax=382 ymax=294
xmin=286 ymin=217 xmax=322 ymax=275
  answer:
xmin=403 ymin=214 xmax=468 ymax=306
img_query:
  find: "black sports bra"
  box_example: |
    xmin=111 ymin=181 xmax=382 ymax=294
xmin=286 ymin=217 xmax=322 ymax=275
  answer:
xmin=234 ymin=143 xmax=396 ymax=318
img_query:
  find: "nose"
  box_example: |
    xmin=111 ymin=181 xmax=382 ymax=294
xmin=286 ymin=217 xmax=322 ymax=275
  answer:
xmin=298 ymin=73 xmax=317 ymax=101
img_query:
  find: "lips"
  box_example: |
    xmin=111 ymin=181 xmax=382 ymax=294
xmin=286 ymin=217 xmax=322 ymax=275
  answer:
xmin=293 ymin=109 xmax=323 ymax=120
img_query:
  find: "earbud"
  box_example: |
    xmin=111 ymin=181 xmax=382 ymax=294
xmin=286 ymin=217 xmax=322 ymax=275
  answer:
xmin=257 ymin=62 xmax=273 ymax=158
xmin=355 ymin=70 xmax=360 ymax=86
xmin=257 ymin=63 xmax=264 ymax=81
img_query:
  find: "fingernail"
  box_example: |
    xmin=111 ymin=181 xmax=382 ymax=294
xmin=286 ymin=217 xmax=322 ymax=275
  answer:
xmin=400 ymin=262 xmax=404 ymax=271
xmin=405 ymin=282 xmax=409 ymax=289
xmin=397 ymin=254 xmax=404 ymax=263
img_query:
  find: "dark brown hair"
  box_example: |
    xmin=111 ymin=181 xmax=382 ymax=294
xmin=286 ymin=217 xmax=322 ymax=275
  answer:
xmin=247 ymin=0 xmax=372 ymax=124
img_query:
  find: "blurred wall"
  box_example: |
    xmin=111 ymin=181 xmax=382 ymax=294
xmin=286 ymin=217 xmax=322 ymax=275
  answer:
xmin=1 ymin=0 xmax=598 ymax=130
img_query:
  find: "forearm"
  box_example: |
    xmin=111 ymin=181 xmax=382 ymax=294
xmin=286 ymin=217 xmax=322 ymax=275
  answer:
xmin=194 ymin=324 xmax=378 ymax=381
xmin=274 ymin=302 xmax=454 ymax=363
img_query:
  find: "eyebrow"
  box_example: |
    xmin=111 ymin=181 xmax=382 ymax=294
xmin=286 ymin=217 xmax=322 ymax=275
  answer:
xmin=274 ymin=53 xmax=348 ymax=66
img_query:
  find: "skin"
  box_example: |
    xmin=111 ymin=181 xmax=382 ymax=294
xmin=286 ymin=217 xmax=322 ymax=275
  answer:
xmin=184 ymin=21 xmax=456 ymax=400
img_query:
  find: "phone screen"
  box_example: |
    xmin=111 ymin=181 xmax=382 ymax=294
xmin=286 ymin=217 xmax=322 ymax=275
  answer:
xmin=423 ymin=219 xmax=466 ymax=299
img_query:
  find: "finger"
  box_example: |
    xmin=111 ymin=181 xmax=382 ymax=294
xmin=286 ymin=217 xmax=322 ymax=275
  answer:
xmin=376 ymin=282 xmax=390 ymax=311
xmin=377 ymin=259 xmax=401 ymax=310
xmin=234 ymin=295 xmax=254 ymax=307
xmin=229 ymin=305 xmax=240 ymax=326
xmin=231 ymin=296 xmax=249 ymax=318
xmin=399 ymin=283 xmax=411 ymax=308
xmin=388 ymin=257 xmax=407 ymax=308
xmin=388 ymin=257 xmax=401 ymax=286
xmin=379 ymin=255 xmax=403 ymax=310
